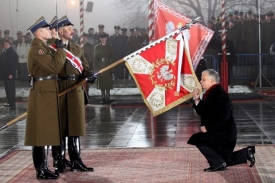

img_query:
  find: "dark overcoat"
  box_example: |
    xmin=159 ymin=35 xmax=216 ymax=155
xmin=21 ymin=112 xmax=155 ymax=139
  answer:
xmin=93 ymin=43 xmax=114 ymax=89
xmin=58 ymin=41 xmax=92 ymax=137
xmin=0 ymin=46 xmax=18 ymax=80
xmin=25 ymin=37 xmax=66 ymax=146
xmin=187 ymin=84 xmax=237 ymax=159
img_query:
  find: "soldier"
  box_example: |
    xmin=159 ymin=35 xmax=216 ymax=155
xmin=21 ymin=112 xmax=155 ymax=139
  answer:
xmin=235 ymin=11 xmax=245 ymax=53
xmin=262 ymin=12 xmax=275 ymax=54
xmin=55 ymin=15 xmax=96 ymax=172
xmin=94 ymin=33 xmax=115 ymax=104
xmin=128 ymin=27 xmax=143 ymax=54
xmin=226 ymin=20 xmax=238 ymax=51
xmin=87 ymin=27 xmax=98 ymax=46
xmin=109 ymin=26 xmax=127 ymax=80
xmin=24 ymin=16 xmax=66 ymax=179
xmin=95 ymin=24 xmax=109 ymax=43
xmin=82 ymin=32 xmax=94 ymax=95
xmin=243 ymin=10 xmax=258 ymax=54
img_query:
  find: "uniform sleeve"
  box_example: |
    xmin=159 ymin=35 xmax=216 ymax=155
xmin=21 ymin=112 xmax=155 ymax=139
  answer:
xmin=29 ymin=45 xmax=66 ymax=74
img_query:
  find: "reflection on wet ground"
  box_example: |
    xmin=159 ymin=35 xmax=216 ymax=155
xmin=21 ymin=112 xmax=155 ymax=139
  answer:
xmin=0 ymin=99 xmax=274 ymax=157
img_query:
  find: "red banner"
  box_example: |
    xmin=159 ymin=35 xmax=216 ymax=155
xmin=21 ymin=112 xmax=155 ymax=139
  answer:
xmin=125 ymin=34 xmax=201 ymax=116
xmin=153 ymin=0 xmax=214 ymax=69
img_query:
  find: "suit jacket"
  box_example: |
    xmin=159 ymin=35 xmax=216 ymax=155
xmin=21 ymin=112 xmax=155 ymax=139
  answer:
xmin=188 ymin=84 xmax=237 ymax=151
xmin=0 ymin=46 xmax=18 ymax=80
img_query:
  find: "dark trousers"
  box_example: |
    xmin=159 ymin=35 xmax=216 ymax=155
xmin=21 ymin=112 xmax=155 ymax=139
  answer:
xmin=4 ymin=79 xmax=15 ymax=107
xmin=196 ymin=145 xmax=247 ymax=168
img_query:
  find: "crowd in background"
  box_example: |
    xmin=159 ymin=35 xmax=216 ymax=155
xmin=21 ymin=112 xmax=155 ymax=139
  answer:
xmin=0 ymin=10 xmax=274 ymax=84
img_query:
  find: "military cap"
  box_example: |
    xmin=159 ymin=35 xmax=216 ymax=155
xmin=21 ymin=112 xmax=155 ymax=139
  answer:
xmin=100 ymin=33 xmax=107 ymax=38
xmin=134 ymin=27 xmax=140 ymax=31
xmin=114 ymin=26 xmax=121 ymax=30
xmin=17 ymin=31 xmax=23 ymax=35
xmin=228 ymin=12 xmax=233 ymax=16
xmin=247 ymin=10 xmax=253 ymax=15
xmin=98 ymin=24 xmax=105 ymax=29
xmin=233 ymin=10 xmax=239 ymax=15
xmin=129 ymin=28 xmax=134 ymax=32
xmin=88 ymin=27 xmax=94 ymax=31
xmin=121 ymin=28 xmax=127 ymax=32
xmin=49 ymin=16 xmax=58 ymax=30
xmin=54 ymin=15 xmax=74 ymax=30
xmin=266 ymin=11 xmax=273 ymax=17
xmin=239 ymin=11 xmax=244 ymax=16
xmin=4 ymin=30 xmax=10 ymax=34
xmin=27 ymin=16 xmax=50 ymax=33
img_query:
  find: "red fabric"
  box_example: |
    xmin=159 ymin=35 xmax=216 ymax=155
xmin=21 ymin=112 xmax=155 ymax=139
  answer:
xmin=153 ymin=0 xmax=214 ymax=69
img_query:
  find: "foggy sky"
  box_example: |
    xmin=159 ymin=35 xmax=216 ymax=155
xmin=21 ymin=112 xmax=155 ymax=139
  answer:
xmin=0 ymin=0 xmax=123 ymax=38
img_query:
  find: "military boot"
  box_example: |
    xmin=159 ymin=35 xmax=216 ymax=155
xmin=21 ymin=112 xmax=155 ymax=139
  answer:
xmin=68 ymin=136 xmax=94 ymax=172
xmin=33 ymin=146 xmax=58 ymax=179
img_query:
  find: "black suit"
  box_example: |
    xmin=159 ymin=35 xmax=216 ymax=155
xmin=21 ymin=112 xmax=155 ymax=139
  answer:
xmin=188 ymin=84 xmax=247 ymax=168
xmin=0 ymin=46 xmax=18 ymax=107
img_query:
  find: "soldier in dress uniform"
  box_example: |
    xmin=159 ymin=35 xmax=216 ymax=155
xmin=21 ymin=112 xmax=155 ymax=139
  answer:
xmin=109 ymin=26 xmax=127 ymax=80
xmin=94 ymin=33 xmax=115 ymax=104
xmin=236 ymin=11 xmax=245 ymax=53
xmin=54 ymin=15 xmax=96 ymax=173
xmin=24 ymin=16 xmax=66 ymax=179
xmin=128 ymin=27 xmax=143 ymax=54
xmin=262 ymin=12 xmax=275 ymax=54
xmin=95 ymin=24 xmax=109 ymax=44
xmin=243 ymin=10 xmax=258 ymax=54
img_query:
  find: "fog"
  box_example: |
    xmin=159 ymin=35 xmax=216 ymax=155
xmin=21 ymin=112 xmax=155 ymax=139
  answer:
xmin=0 ymin=0 xmax=124 ymax=37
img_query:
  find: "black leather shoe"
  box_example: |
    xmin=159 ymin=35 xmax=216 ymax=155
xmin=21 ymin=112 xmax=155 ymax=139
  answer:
xmin=3 ymin=103 xmax=10 ymax=107
xmin=65 ymin=158 xmax=71 ymax=167
xmin=71 ymin=158 xmax=94 ymax=172
xmin=247 ymin=146 xmax=255 ymax=167
xmin=36 ymin=168 xmax=59 ymax=179
xmin=204 ymin=162 xmax=227 ymax=172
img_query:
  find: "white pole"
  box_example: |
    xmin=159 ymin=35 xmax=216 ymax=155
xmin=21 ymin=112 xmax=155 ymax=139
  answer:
xmin=16 ymin=0 xmax=19 ymax=31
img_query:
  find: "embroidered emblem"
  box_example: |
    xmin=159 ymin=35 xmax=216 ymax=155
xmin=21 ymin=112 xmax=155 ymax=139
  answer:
xmin=38 ymin=49 xmax=44 ymax=55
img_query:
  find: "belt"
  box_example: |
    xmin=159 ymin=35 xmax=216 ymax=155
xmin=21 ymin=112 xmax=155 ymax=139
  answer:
xmin=58 ymin=74 xmax=80 ymax=81
xmin=33 ymin=75 xmax=58 ymax=82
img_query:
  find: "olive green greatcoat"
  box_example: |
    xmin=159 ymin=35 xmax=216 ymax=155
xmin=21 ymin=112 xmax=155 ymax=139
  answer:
xmin=93 ymin=43 xmax=114 ymax=89
xmin=25 ymin=37 xmax=66 ymax=146
xmin=58 ymin=41 xmax=92 ymax=137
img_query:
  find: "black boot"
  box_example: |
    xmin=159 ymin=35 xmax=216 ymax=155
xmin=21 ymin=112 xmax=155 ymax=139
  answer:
xmin=247 ymin=146 xmax=256 ymax=167
xmin=68 ymin=136 xmax=94 ymax=172
xmin=106 ymin=90 xmax=110 ymax=103
xmin=33 ymin=146 xmax=58 ymax=179
xmin=100 ymin=90 xmax=106 ymax=104
xmin=52 ymin=138 xmax=71 ymax=174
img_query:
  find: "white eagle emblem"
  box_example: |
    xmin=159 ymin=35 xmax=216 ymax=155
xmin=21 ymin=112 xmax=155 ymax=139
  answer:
xmin=165 ymin=21 xmax=175 ymax=34
xmin=157 ymin=65 xmax=174 ymax=81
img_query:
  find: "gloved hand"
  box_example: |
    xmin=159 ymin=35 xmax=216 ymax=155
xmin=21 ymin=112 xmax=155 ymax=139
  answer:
xmin=87 ymin=73 xmax=97 ymax=84
xmin=55 ymin=39 xmax=65 ymax=49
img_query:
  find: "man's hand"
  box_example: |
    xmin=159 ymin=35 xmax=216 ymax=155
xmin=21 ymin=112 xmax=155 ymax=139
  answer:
xmin=201 ymin=126 xmax=207 ymax=133
xmin=87 ymin=73 xmax=97 ymax=84
xmin=55 ymin=39 xmax=65 ymax=49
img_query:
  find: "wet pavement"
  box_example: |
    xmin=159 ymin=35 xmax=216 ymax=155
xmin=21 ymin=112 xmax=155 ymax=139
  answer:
xmin=0 ymin=98 xmax=275 ymax=158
